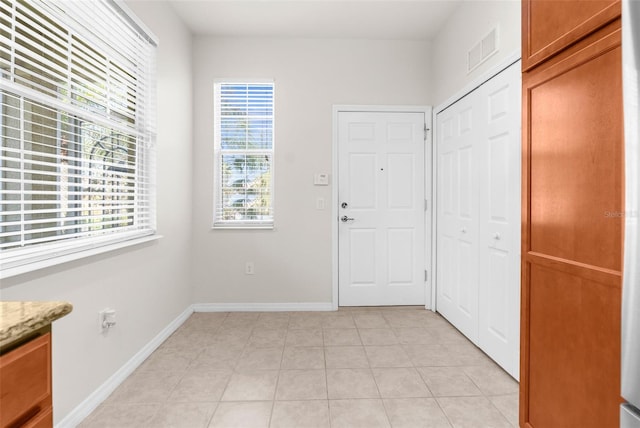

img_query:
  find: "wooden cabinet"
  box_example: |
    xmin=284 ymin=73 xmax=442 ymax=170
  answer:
xmin=521 ymin=1 xmax=623 ymax=427
xmin=522 ymin=0 xmax=620 ymax=70
xmin=0 ymin=333 xmax=53 ymax=428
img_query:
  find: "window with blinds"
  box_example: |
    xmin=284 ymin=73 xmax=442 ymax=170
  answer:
xmin=214 ymin=82 xmax=274 ymax=228
xmin=0 ymin=0 xmax=157 ymax=274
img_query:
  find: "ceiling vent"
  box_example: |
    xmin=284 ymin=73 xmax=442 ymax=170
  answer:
xmin=468 ymin=27 xmax=499 ymax=73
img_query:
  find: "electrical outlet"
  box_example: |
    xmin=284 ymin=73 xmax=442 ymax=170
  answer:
xmin=99 ymin=308 xmax=117 ymax=333
xmin=245 ymin=262 xmax=255 ymax=275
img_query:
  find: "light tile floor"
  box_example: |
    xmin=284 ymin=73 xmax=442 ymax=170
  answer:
xmin=80 ymin=307 xmax=518 ymax=428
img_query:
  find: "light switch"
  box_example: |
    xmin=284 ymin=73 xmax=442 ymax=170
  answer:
xmin=314 ymin=173 xmax=329 ymax=186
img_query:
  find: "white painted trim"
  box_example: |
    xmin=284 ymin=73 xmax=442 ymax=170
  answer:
xmin=332 ymin=105 xmax=433 ymax=309
xmin=332 ymin=107 xmax=340 ymax=311
xmin=193 ymin=302 xmax=334 ymax=312
xmin=430 ymin=121 xmax=438 ymax=313
xmin=1 ymin=235 xmax=162 ymax=280
xmin=55 ymin=305 xmax=194 ymax=428
xmin=424 ymin=110 xmax=434 ymax=310
xmin=431 ymin=50 xmax=522 ymax=313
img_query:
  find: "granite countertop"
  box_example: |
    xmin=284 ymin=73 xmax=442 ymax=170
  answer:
xmin=0 ymin=301 xmax=73 ymax=350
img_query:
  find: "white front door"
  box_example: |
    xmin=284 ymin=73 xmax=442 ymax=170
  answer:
xmin=338 ymin=111 xmax=426 ymax=306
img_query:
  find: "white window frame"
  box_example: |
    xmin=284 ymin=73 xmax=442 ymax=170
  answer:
xmin=213 ymin=80 xmax=275 ymax=229
xmin=0 ymin=0 xmax=158 ymax=278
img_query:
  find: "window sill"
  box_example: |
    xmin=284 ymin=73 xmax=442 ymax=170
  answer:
xmin=211 ymin=222 xmax=275 ymax=230
xmin=0 ymin=234 xmax=162 ymax=280
xmin=211 ymin=226 xmax=275 ymax=231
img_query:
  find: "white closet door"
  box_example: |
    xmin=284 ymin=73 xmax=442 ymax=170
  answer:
xmin=436 ymin=95 xmax=480 ymax=343
xmin=436 ymin=61 xmax=521 ymax=379
xmin=477 ymin=64 xmax=521 ymax=380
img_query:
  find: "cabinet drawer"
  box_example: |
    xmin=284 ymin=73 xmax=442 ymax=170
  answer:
xmin=0 ymin=333 xmax=52 ymax=428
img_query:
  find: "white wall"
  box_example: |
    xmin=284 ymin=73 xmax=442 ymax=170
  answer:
xmin=0 ymin=2 xmax=193 ymax=424
xmin=191 ymin=37 xmax=431 ymax=305
xmin=431 ymin=0 xmax=520 ymax=106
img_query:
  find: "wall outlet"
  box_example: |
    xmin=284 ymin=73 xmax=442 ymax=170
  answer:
xmin=245 ymin=262 xmax=255 ymax=275
xmin=99 ymin=308 xmax=117 ymax=333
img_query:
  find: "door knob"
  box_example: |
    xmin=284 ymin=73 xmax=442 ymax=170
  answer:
xmin=341 ymin=215 xmax=355 ymax=222
xmin=341 ymin=202 xmax=348 ymax=208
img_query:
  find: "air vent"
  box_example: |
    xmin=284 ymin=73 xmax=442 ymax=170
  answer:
xmin=467 ymin=27 xmax=499 ymax=73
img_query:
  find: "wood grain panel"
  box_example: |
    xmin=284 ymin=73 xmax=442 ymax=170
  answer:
xmin=522 ymin=0 xmax=620 ymax=70
xmin=527 ymin=24 xmax=623 ymax=272
xmin=23 ymin=408 xmax=52 ymax=428
xmin=0 ymin=333 xmax=52 ymax=428
xmin=526 ymin=263 xmax=620 ymax=427
xmin=520 ymin=18 xmax=623 ymax=428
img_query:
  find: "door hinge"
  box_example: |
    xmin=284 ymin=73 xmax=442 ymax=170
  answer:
xmin=425 ymin=270 xmax=428 ymax=282
xmin=425 ymin=199 xmax=428 ymax=211
xmin=424 ymin=125 xmax=430 ymax=141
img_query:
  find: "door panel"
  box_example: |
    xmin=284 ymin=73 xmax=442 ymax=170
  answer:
xmin=387 ymin=154 xmax=414 ymax=209
xmin=527 ymin=264 xmax=621 ymax=427
xmin=487 ymin=248 xmax=509 ymax=341
xmin=338 ymin=111 xmax=426 ymax=306
xmin=528 ymin=44 xmax=623 ymax=272
xmin=349 ymin=154 xmax=377 ymax=209
xmin=387 ymin=228 xmax=414 ymax=284
xmin=478 ymin=63 xmax=521 ymax=379
xmin=349 ymin=229 xmax=376 ymax=285
xmin=521 ymin=20 xmax=623 ymax=428
xmin=436 ymin=95 xmax=479 ymax=342
xmin=522 ymin=0 xmax=620 ymax=70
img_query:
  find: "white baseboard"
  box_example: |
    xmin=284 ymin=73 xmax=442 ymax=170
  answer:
xmin=193 ymin=302 xmax=335 ymax=312
xmin=55 ymin=305 xmax=194 ymax=428
xmin=56 ymin=301 xmax=333 ymax=427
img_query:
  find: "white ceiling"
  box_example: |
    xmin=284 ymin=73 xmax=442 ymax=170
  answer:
xmin=166 ymin=0 xmax=462 ymax=40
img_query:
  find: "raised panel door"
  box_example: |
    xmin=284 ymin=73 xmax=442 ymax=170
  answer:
xmin=338 ymin=111 xmax=426 ymax=306
xmin=436 ymin=97 xmax=480 ymax=343
xmin=478 ymin=62 xmax=522 ymax=380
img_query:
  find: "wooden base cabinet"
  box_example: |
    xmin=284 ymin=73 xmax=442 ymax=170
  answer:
xmin=521 ymin=1 xmax=623 ymax=427
xmin=0 ymin=333 xmax=53 ymax=428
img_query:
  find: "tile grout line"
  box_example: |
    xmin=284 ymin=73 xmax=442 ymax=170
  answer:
xmin=82 ymin=309 xmax=518 ymax=427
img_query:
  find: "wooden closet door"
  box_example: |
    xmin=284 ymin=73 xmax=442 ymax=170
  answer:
xmin=521 ymin=20 xmax=623 ymax=428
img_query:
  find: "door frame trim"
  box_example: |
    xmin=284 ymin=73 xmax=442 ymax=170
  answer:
xmin=331 ymin=105 xmax=433 ymax=310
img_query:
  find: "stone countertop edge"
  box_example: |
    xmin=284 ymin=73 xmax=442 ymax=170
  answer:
xmin=0 ymin=301 xmax=73 ymax=350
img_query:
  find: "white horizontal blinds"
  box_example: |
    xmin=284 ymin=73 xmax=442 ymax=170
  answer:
xmin=0 ymin=0 xmax=152 ymax=130
xmin=0 ymin=0 xmax=156 ymax=269
xmin=215 ymin=82 xmax=274 ymax=227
